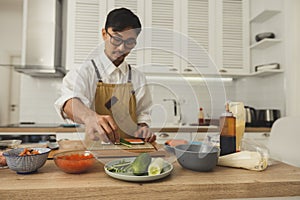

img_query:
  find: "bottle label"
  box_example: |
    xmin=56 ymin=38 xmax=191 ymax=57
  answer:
xmin=220 ymin=135 xmax=236 ymax=156
xmin=219 ymin=116 xmax=236 ymax=136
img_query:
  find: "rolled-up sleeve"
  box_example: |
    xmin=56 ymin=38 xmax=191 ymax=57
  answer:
xmin=54 ymin=62 xmax=96 ymax=120
xmin=132 ymin=70 xmax=152 ymax=126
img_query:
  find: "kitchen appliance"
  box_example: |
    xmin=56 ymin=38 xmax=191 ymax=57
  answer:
xmin=244 ymin=106 xmax=281 ymax=127
xmin=14 ymin=0 xmax=66 ymax=77
xmin=244 ymin=106 xmax=257 ymax=127
xmin=255 ymin=32 xmax=275 ymax=42
xmin=256 ymin=109 xmax=281 ymax=127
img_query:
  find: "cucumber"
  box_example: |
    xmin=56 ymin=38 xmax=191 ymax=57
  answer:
xmin=148 ymin=157 xmax=164 ymax=176
xmin=131 ymin=153 xmax=152 ymax=176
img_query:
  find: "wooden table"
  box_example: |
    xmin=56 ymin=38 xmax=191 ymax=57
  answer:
xmin=0 ymin=159 xmax=299 ymax=200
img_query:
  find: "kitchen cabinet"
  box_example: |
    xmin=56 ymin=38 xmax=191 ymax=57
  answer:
xmin=144 ymin=0 xmax=249 ymax=76
xmin=214 ymin=0 xmax=250 ymax=75
xmin=62 ymin=0 xmax=102 ymax=71
xmin=248 ymin=0 xmax=284 ymax=75
xmin=64 ymin=0 xmax=249 ymax=76
xmin=243 ymin=132 xmax=270 ymax=148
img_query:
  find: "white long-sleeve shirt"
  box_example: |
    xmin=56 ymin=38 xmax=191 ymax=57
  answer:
xmin=54 ymin=51 xmax=152 ymax=125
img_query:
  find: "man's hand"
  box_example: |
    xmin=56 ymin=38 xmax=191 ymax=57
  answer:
xmin=84 ymin=114 xmax=119 ymax=143
xmin=63 ymin=98 xmax=120 ymax=143
xmin=134 ymin=125 xmax=156 ymax=143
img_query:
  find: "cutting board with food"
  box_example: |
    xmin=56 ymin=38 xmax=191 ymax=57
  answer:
xmin=48 ymin=140 xmax=165 ymax=159
xmin=87 ymin=140 xmax=155 ymax=151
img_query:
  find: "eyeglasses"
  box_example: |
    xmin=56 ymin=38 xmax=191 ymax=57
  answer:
xmin=106 ymin=31 xmax=137 ymax=49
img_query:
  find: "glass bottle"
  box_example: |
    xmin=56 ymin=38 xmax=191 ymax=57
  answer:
xmin=198 ymin=107 xmax=205 ymax=124
xmin=219 ymin=103 xmax=236 ymax=156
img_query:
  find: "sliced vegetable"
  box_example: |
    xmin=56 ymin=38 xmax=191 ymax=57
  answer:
xmin=106 ymin=160 xmax=132 ymax=173
xmin=148 ymin=157 xmax=164 ymax=176
xmin=217 ymin=150 xmax=268 ymax=171
xmin=19 ymin=148 xmax=40 ymax=156
xmin=119 ymin=138 xmax=132 ymax=148
xmin=131 ymin=153 xmax=152 ymax=176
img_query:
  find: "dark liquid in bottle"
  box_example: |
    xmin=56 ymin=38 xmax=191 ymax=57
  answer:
xmin=220 ymin=135 xmax=236 ymax=156
xmin=198 ymin=118 xmax=204 ymax=124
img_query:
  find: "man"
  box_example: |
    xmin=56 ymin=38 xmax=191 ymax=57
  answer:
xmin=55 ymin=8 xmax=155 ymax=144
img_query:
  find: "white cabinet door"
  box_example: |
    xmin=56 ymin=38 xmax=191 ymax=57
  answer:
xmin=180 ymin=0 xmax=215 ymax=75
xmin=63 ymin=0 xmax=102 ymax=71
xmin=215 ymin=0 xmax=250 ymax=75
xmin=64 ymin=0 xmax=249 ymax=76
xmin=142 ymin=0 xmax=181 ymax=74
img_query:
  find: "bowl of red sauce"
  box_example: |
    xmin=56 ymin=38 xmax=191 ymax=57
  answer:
xmin=53 ymin=150 xmax=95 ymax=174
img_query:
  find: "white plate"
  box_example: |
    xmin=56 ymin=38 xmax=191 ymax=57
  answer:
xmin=104 ymin=157 xmax=173 ymax=182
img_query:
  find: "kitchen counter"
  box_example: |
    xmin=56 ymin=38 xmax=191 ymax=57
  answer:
xmin=0 ymin=126 xmax=85 ymax=133
xmin=0 ymin=159 xmax=299 ymax=199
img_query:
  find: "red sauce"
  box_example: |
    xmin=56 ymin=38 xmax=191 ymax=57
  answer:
xmin=55 ymin=153 xmax=95 ymax=173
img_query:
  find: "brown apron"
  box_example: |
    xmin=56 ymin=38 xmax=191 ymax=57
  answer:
xmin=91 ymin=59 xmax=138 ymax=139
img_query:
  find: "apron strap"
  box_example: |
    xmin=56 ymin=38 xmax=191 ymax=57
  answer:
xmin=91 ymin=59 xmax=102 ymax=82
xmin=127 ymin=65 xmax=135 ymax=95
xmin=92 ymin=59 xmax=132 ymax=84
xmin=128 ymin=64 xmax=132 ymax=83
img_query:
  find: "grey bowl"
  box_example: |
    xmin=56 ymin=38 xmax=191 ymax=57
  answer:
xmin=3 ymin=148 xmax=51 ymax=174
xmin=174 ymin=144 xmax=219 ymax=172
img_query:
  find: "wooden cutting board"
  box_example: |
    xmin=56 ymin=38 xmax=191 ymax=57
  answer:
xmin=48 ymin=140 xmax=167 ymax=159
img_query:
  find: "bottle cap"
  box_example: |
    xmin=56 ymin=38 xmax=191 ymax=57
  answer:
xmin=222 ymin=102 xmax=233 ymax=117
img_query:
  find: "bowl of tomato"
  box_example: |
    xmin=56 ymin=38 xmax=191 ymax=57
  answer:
xmin=53 ymin=150 xmax=95 ymax=174
xmin=3 ymin=148 xmax=51 ymax=174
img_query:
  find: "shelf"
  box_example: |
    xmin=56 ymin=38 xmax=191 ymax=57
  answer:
xmin=250 ymin=10 xmax=281 ymax=23
xmin=249 ymin=69 xmax=284 ymax=77
xmin=250 ymin=39 xmax=281 ymax=49
xmin=219 ymin=69 xmax=284 ymax=78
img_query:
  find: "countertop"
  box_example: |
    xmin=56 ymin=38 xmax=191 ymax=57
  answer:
xmin=0 ymin=125 xmax=271 ymax=133
xmin=0 ymin=159 xmax=299 ymax=199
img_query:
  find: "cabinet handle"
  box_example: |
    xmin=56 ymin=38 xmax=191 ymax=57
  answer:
xmin=169 ymin=68 xmax=178 ymax=71
xmin=184 ymin=68 xmax=193 ymax=72
xmin=262 ymin=132 xmax=270 ymax=137
xmin=159 ymin=133 xmax=169 ymax=138
xmin=219 ymin=68 xmax=227 ymax=73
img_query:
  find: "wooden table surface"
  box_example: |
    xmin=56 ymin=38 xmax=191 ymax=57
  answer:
xmin=0 ymin=158 xmax=299 ymax=200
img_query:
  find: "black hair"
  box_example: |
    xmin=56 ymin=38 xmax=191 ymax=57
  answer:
xmin=105 ymin=8 xmax=141 ymax=35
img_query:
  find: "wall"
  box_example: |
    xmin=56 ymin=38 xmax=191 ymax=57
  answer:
xmin=146 ymin=76 xmax=235 ymax=125
xmin=18 ymin=76 xmax=63 ymax=124
xmin=0 ymin=0 xmax=23 ymax=125
xmin=17 ymin=75 xmax=236 ymax=125
xmin=235 ymin=73 xmax=285 ymax=114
